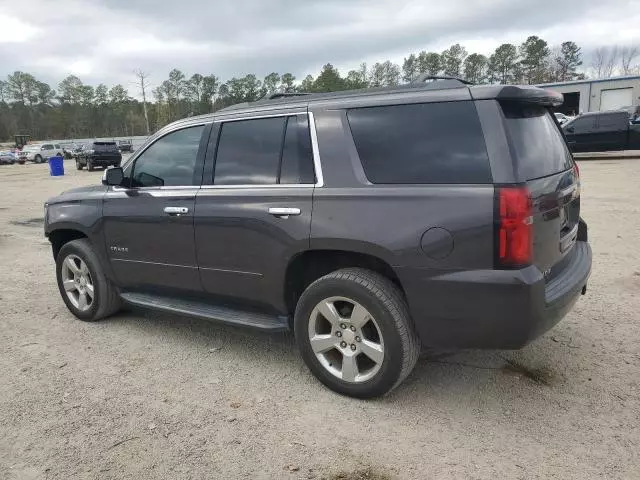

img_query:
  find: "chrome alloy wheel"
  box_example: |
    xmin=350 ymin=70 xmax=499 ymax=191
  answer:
xmin=61 ymin=254 xmax=94 ymax=311
xmin=308 ymin=296 xmax=384 ymax=383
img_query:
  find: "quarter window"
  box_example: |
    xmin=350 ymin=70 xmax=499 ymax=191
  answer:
xmin=131 ymin=125 xmax=205 ymax=187
xmin=347 ymin=101 xmax=491 ymax=184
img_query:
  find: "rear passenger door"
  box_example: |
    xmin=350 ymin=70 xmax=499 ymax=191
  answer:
xmin=194 ymin=112 xmax=317 ymax=311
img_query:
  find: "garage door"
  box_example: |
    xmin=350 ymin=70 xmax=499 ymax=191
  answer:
xmin=600 ymin=88 xmax=633 ymax=111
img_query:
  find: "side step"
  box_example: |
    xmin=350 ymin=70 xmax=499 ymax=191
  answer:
xmin=120 ymin=292 xmax=289 ymax=332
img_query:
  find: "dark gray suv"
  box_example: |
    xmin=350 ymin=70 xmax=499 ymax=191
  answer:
xmin=44 ymin=78 xmax=592 ymax=398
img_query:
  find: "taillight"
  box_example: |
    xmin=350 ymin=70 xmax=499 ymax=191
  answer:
xmin=496 ymin=186 xmax=532 ymax=267
xmin=574 ymin=161 xmax=580 ymax=178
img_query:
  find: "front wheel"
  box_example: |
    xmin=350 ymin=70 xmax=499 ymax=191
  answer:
xmin=55 ymin=239 xmax=121 ymax=321
xmin=35 ymin=154 xmax=43 ymax=163
xmin=294 ymin=268 xmax=420 ymax=398
xmin=87 ymin=159 xmax=94 ymax=171
xmin=76 ymin=160 xmax=83 ymax=170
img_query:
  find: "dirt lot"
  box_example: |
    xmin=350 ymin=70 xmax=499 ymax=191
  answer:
xmin=1 ymin=160 xmax=639 ymax=480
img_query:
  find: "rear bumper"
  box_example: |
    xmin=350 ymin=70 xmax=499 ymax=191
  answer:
xmin=88 ymin=155 xmax=121 ymax=166
xmin=398 ymin=241 xmax=592 ymax=349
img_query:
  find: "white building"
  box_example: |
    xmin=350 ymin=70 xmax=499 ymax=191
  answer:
xmin=536 ymin=75 xmax=640 ymax=115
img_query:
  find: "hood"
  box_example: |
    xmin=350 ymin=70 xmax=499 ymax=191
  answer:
xmin=46 ymin=184 xmax=107 ymax=205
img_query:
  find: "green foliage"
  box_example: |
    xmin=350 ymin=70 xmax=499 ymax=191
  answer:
xmin=519 ymin=36 xmax=550 ymax=84
xmin=441 ymin=44 xmax=468 ymax=77
xmin=488 ymin=43 xmax=520 ymax=84
xmin=416 ymin=51 xmax=441 ymax=76
xmin=554 ymin=41 xmax=583 ymax=81
xmin=463 ymin=54 xmax=488 ymax=84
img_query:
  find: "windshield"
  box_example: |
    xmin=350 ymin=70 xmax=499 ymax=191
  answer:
xmin=501 ymin=102 xmax=573 ymax=180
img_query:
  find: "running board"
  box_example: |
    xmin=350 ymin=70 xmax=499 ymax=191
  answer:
xmin=120 ymin=292 xmax=289 ymax=332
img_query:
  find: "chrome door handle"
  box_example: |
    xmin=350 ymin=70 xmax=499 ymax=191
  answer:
xmin=164 ymin=206 xmax=189 ymax=216
xmin=268 ymin=207 xmax=301 ymax=218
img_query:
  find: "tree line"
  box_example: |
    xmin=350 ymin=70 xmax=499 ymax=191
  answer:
xmin=1 ymin=37 xmax=638 ymax=143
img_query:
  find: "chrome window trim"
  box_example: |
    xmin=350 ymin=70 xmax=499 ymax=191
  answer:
xmin=209 ymin=111 xmax=324 ymax=188
xmin=115 ymin=110 xmax=325 ymax=191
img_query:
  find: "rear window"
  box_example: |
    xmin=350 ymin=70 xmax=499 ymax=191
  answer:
xmin=501 ymin=102 xmax=573 ymax=180
xmin=94 ymin=142 xmax=118 ymax=151
xmin=346 ymin=101 xmax=491 ymax=184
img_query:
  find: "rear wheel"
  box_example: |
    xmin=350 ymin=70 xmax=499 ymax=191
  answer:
xmin=55 ymin=239 xmax=121 ymax=321
xmin=294 ymin=268 xmax=420 ymax=398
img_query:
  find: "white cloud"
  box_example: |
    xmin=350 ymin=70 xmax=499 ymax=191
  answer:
xmin=0 ymin=0 xmax=638 ymax=90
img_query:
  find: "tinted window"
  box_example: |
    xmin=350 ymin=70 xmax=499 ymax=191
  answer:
xmin=347 ymin=101 xmax=491 ymax=184
xmin=43 ymin=144 xmax=53 ymax=150
xmin=502 ymin=103 xmax=573 ymax=180
xmin=598 ymin=113 xmax=627 ymax=131
xmin=94 ymin=142 xmax=118 ymax=152
xmin=214 ymin=117 xmax=286 ymax=185
xmin=565 ymin=115 xmax=595 ymax=134
xmin=280 ymin=116 xmax=315 ymax=184
xmin=131 ymin=125 xmax=204 ymax=187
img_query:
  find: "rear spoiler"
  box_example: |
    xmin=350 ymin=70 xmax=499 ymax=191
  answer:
xmin=470 ymin=85 xmax=563 ymax=107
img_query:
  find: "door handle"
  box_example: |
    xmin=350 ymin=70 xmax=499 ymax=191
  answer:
xmin=164 ymin=206 xmax=189 ymax=216
xmin=268 ymin=207 xmax=301 ymax=218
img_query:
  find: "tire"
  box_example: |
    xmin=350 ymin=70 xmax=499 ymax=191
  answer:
xmin=76 ymin=160 xmax=83 ymax=170
xmin=35 ymin=154 xmax=43 ymax=164
xmin=87 ymin=159 xmax=94 ymax=171
xmin=55 ymin=239 xmax=121 ymax=321
xmin=294 ymin=268 xmax=420 ymax=399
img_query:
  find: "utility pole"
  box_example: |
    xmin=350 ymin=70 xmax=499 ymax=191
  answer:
xmin=134 ymin=69 xmax=151 ymax=135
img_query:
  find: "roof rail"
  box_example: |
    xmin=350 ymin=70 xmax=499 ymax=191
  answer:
xmin=411 ymin=74 xmax=474 ymax=86
xmin=266 ymin=92 xmax=312 ymax=100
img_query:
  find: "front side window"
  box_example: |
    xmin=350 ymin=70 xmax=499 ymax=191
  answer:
xmin=43 ymin=144 xmax=53 ymax=150
xmin=131 ymin=125 xmax=205 ymax=187
xmin=566 ymin=116 xmax=595 ymax=134
xmin=213 ymin=115 xmax=315 ymax=185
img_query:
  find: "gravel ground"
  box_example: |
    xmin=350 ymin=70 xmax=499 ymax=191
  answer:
xmin=0 ymin=160 xmax=639 ymax=480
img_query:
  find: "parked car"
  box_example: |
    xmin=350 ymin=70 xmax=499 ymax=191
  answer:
xmin=61 ymin=143 xmax=78 ymax=159
xmin=0 ymin=150 xmax=17 ymax=165
xmin=75 ymin=141 xmax=122 ymax=171
xmin=562 ymin=110 xmax=640 ymax=152
xmin=554 ymin=112 xmax=573 ymax=125
xmin=118 ymin=139 xmax=133 ymax=152
xmin=44 ymin=78 xmax=591 ymax=398
xmin=18 ymin=143 xmax=64 ymax=163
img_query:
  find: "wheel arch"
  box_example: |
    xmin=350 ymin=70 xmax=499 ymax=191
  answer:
xmin=283 ymin=249 xmax=404 ymax=319
xmin=48 ymin=227 xmax=89 ymax=260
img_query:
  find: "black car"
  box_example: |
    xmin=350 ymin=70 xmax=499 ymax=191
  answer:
xmin=44 ymin=78 xmax=591 ymax=398
xmin=75 ymin=142 xmax=122 ymax=171
xmin=118 ymin=139 xmax=133 ymax=152
xmin=562 ymin=110 xmax=640 ymax=152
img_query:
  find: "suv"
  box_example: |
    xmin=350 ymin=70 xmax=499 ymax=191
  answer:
xmin=118 ymin=139 xmax=134 ymax=152
xmin=44 ymin=78 xmax=592 ymax=398
xmin=76 ymin=141 xmax=122 ymax=171
xmin=19 ymin=143 xmax=63 ymax=163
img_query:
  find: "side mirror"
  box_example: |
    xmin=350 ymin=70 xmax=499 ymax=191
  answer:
xmin=565 ymin=126 xmax=574 ymax=133
xmin=102 ymin=167 xmax=124 ymax=186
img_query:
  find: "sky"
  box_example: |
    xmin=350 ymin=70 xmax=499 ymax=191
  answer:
xmin=0 ymin=0 xmax=638 ymax=93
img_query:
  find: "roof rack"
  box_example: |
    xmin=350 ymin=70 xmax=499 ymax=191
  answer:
xmin=266 ymin=92 xmax=312 ymax=100
xmin=411 ymin=74 xmax=474 ymax=86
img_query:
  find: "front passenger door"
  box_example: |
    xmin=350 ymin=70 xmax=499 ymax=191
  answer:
xmin=103 ymin=124 xmax=210 ymax=292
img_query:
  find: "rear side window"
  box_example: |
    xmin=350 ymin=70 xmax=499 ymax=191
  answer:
xmin=502 ymin=102 xmax=573 ymax=180
xmin=214 ymin=115 xmax=315 ymax=185
xmin=346 ymin=101 xmax=491 ymax=184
